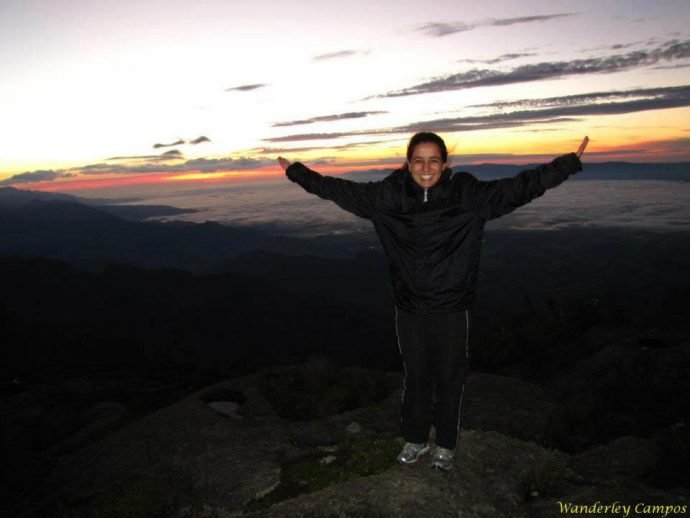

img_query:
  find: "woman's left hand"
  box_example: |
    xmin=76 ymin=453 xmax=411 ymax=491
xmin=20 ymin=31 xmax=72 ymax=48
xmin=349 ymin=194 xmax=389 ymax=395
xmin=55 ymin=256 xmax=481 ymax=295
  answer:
xmin=278 ymin=157 xmax=291 ymax=171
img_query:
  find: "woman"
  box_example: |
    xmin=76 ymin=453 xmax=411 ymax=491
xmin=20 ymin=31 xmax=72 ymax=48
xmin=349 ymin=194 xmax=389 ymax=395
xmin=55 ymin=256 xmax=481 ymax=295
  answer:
xmin=278 ymin=133 xmax=588 ymax=470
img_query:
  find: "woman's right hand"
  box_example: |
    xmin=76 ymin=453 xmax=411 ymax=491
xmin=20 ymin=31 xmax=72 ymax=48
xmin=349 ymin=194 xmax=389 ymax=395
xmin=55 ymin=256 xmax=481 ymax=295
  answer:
xmin=278 ymin=157 xmax=291 ymax=171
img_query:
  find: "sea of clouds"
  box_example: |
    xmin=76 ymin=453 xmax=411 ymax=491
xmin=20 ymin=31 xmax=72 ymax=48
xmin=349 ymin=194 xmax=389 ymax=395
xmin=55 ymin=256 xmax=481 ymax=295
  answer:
xmin=105 ymin=173 xmax=690 ymax=237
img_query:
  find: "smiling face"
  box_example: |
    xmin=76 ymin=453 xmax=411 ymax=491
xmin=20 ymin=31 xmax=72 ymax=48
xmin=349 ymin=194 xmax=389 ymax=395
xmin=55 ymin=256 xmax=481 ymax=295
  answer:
xmin=407 ymin=142 xmax=448 ymax=189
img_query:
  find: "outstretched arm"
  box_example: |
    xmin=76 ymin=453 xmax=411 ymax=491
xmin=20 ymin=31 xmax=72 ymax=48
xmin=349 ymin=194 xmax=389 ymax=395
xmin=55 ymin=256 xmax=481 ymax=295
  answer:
xmin=278 ymin=156 xmax=379 ymax=219
xmin=465 ymin=137 xmax=588 ymax=221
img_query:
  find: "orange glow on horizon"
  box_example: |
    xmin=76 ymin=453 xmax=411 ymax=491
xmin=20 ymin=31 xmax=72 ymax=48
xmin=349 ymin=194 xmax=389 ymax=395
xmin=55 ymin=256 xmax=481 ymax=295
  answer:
xmin=8 ymin=132 xmax=690 ymax=195
xmin=14 ymin=168 xmax=284 ymax=193
xmin=19 ymin=172 xmax=189 ymax=193
xmin=167 ymin=167 xmax=282 ymax=182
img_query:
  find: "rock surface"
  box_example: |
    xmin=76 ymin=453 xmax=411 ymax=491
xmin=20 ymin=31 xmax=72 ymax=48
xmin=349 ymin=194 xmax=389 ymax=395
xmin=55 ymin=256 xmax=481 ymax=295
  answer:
xmin=15 ymin=363 xmax=689 ymax=517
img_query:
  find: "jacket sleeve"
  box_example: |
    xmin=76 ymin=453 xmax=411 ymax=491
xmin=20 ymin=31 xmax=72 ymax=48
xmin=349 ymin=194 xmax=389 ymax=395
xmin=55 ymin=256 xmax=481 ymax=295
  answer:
xmin=285 ymin=162 xmax=379 ymax=219
xmin=463 ymin=152 xmax=582 ymax=221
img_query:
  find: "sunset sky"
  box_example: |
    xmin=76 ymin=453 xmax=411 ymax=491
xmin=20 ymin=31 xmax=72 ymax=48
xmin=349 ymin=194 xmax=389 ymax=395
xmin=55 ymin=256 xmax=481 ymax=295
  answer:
xmin=2 ymin=0 xmax=690 ymax=192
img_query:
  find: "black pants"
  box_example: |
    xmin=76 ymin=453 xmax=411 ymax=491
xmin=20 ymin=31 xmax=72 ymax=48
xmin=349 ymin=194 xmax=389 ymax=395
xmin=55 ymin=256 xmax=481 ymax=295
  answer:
xmin=394 ymin=306 xmax=470 ymax=450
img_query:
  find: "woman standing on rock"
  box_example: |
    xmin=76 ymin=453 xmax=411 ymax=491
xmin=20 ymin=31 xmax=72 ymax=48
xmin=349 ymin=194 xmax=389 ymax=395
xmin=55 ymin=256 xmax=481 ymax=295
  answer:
xmin=278 ymin=132 xmax=588 ymax=470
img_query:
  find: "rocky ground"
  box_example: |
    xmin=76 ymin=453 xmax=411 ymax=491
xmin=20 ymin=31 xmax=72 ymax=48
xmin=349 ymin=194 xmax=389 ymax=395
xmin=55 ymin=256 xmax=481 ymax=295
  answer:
xmin=9 ymin=357 xmax=688 ymax=518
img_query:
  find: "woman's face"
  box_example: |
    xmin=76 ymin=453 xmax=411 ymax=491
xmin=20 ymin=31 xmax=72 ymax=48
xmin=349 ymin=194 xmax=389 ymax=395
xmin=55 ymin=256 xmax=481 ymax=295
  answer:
xmin=408 ymin=142 xmax=448 ymax=189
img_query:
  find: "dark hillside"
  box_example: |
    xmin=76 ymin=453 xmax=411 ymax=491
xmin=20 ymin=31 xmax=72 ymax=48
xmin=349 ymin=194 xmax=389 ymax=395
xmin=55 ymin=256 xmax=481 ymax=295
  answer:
xmin=0 ymin=256 xmax=396 ymax=381
xmin=0 ymin=200 xmax=357 ymax=272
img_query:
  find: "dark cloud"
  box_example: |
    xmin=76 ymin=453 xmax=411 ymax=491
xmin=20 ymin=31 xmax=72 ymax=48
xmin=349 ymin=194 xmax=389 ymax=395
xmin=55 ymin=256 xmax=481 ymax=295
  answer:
xmin=458 ymin=52 xmax=537 ymax=65
xmin=264 ymin=119 xmax=567 ymax=143
xmin=73 ymin=163 xmax=125 ymax=175
xmin=420 ymin=21 xmax=472 ymax=37
xmin=182 ymin=157 xmax=263 ymax=173
xmin=272 ymin=111 xmax=388 ymax=127
xmin=417 ymin=13 xmax=575 ymax=37
xmin=224 ymin=83 xmax=267 ymax=92
xmin=265 ymin=132 xmax=355 ymax=143
xmin=2 ymin=155 xmax=270 ymax=185
xmin=74 ymin=156 xmax=270 ymax=177
xmin=397 ymin=117 xmax=577 ymax=135
xmin=652 ymin=63 xmax=690 ymax=70
xmin=310 ymin=159 xmax=336 ymax=166
xmin=153 ymin=139 xmax=185 ymax=149
xmin=250 ymin=145 xmax=327 ymax=155
xmin=333 ymin=138 xmax=400 ymax=149
xmin=469 ymin=85 xmax=690 ymax=111
xmin=313 ymin=49 xmax=367 ymax=61
xmin=378 ymin=39 xmax=690 ymax=97
xmin=610 ymin=43 xmax=635 ymax=50
xmin=152 ymin=136 xmax=211 ymax=149
xmin=514 ymin=127 xmax=566 ymax=133
xmin=489 ymin=14 xmax=575 ymax=26
xmin=0 ymin=169 xmax=70 ymax=186
xmin=270 ymin=84 xmax=690 ymax=142
xmin=395 ymin=84 xmax=690 ymax=131
xmin=251 ymin=139 xmax=399 ymax=155
xmin=107 ymin=155 xmax=159 ymax=161
xmin=107 ymin=149 xmax=184 ymax=161
xmin=581 ymin=40 xmax=649 ymax=53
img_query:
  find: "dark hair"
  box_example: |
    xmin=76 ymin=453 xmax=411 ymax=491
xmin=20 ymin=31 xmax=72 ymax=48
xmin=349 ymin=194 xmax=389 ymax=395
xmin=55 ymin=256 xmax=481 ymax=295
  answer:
xmin=406 ymin=132 xmax=448 ymax=163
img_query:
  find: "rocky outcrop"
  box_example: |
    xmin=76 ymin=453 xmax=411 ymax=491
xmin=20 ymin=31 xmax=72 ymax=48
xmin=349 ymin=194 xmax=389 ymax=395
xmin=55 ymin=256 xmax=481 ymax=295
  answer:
xmin=540 ymin=329 xmax=690 ymax=455
xmin=462 ymin=372 xmax=559 ymax=444
xmin=571 ymin=436 xmax=663 ymax=481
xmin=15 ymin=362 xmax=687 ymax=518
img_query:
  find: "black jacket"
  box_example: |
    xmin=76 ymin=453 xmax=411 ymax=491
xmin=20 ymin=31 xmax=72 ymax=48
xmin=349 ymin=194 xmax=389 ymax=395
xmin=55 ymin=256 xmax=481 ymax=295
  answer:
xmin=286 ymin=153 xmax=582 ymax=313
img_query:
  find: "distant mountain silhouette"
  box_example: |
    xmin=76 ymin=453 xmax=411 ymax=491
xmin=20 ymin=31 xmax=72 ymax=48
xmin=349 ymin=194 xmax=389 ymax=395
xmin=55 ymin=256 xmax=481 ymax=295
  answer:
xmin=0 ymin=186 xmax=79 ymax=208
xmin=0 ymin=186 xmax=197 ymax=221
xmin=0 ymin=198 xmax=358 ymax=272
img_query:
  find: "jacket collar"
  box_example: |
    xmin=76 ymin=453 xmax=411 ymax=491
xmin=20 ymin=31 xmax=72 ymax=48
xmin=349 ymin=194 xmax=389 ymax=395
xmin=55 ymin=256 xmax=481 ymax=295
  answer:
xmin=402 ymin=166 xmax=453 ymax=201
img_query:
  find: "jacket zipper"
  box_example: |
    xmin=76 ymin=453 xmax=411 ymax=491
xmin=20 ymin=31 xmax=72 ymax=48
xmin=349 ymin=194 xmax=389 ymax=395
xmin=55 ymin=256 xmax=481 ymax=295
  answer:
xmin=421 ymin=188 xmax=428 ymax=312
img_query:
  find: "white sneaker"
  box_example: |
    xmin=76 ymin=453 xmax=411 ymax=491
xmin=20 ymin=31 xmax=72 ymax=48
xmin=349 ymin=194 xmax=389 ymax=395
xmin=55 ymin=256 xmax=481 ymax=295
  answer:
xmin=397 ymin=442 xmax=429 ymax=464
xmin=430 ymin=446 xmax=455 ymax=470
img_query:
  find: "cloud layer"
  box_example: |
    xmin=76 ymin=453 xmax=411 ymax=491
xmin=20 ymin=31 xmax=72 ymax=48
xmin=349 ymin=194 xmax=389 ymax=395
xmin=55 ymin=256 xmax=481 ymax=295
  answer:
xmin=0 ymin=155 xmax=271 ymax=186
xmin=272 ymin=111 xmax=387 ymax=127
xmin=265 ymin=84 xmax=690 ymax=142
xmin=312 ymin=49 xmax=368 ymax=61
xmin=417 ymin=13 xmax=575 ymax=37
xmin=126 ymin=170 xmax=690 ymax=238
xmin=379 ymin=39 xmax=690 ymax=97
xmin=153 ymin=136 xmax=210 ymax=148
xmin=153 ymin=139 xmax=185 ymax=149
xmin=0 ymin=170 xmax=73 ymax=186
xmin=71 ymin=156 xmax=267 ymax=176
xmin=458 ymin=52 xmax=537 ymax=65
xmin=224 ymin=83 xmax=267 ymax=92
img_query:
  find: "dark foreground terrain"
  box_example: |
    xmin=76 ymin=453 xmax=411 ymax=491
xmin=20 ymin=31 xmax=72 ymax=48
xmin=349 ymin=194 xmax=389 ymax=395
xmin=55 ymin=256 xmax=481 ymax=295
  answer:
xmin=3 ymin=354 xmax=688 ymax=517
xmin=1 ymin=188 xmax=689 ymax=516
xmin=1 ymin=249 xmax=688 ymax=517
